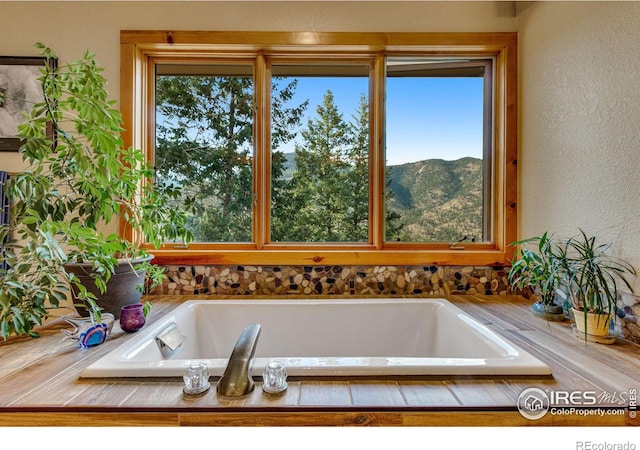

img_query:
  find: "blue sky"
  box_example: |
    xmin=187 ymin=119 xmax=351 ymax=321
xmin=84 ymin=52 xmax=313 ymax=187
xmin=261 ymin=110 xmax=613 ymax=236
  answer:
xmin=278 ymin=76 xmax=484 ymax=166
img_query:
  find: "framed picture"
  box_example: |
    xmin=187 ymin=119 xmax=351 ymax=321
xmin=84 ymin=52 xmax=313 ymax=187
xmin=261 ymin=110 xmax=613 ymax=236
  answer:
xmin=0 ymin=56 xmax=56 ymax=152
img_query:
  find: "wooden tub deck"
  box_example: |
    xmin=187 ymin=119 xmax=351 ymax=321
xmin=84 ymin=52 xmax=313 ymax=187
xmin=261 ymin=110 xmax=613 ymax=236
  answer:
xmin=1 ymin=295 xmax=638 ymax=426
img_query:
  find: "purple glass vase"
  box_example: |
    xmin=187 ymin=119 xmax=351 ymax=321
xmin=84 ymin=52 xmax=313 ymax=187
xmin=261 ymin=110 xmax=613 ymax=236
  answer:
xmin=119 ymin=303 xmax=146 ymax=333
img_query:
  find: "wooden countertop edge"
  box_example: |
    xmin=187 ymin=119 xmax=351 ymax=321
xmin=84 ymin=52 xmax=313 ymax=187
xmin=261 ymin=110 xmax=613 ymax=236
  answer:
xmin=0 ymin=409 xmax=636 ymax=427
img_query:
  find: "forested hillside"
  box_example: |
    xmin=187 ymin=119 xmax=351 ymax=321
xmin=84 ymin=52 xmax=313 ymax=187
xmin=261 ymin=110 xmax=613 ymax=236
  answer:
xmin=281 ymin=153 xmax=484 ymax=242
xmin=386 ymin=156 xmax=483 ymax=242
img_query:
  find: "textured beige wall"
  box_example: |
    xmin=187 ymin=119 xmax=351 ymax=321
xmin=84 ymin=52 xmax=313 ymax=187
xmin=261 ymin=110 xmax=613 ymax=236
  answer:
xmin=518 ymin=2 xmax=640 ymax=291
xmin=0 ymin=1 xmax=516 ymax=172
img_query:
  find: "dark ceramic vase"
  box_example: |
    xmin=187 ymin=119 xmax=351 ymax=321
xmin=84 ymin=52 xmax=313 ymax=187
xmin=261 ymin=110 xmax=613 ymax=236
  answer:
xmin=64 ymin=255 xmax=153 ymax=319
xmin=119 ymin=303 xmax=146 ymax=333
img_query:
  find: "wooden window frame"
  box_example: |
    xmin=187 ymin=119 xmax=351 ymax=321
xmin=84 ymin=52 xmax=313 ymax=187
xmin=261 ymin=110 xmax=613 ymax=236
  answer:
xmin=120 ymin=31 xmax=517 ymax=266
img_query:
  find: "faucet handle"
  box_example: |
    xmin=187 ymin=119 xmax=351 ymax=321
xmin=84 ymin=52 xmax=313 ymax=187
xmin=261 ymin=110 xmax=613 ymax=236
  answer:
xmin=183 ymin=362 xmax=211 ymax=395
xmin=262 ymin=360 xmax=288 ymax=394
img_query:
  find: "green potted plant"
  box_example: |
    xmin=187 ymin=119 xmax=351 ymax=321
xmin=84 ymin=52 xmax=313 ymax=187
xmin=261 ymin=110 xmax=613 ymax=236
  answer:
xmin=508 ymin=232 xmax=568 ymax=321
xmin=566 ymin=229 xmax=636 ymax=339
xmin=0 ymin=43 xmax=192 ymax=338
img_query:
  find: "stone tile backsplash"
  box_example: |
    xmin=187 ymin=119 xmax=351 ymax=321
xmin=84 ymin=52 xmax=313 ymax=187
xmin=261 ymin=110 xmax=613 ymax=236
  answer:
xmin=154 ymin=264 xmax=510 ymax=297
xmin=153 ymin=263 xmax=640 ymax=344
xmin=618 ymin=292 xmax=640 ymax=345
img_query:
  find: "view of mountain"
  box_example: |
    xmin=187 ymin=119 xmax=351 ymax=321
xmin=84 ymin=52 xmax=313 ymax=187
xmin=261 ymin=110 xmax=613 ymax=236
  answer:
xmin=276 ymin=152 xmax=484 ymax=242
xmin=386 ymin=156 xmax=484 ymax=242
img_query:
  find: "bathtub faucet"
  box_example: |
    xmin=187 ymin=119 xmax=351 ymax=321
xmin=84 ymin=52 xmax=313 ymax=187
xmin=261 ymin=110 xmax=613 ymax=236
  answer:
xmin=217 ymin=323 xmax=261 ymax=397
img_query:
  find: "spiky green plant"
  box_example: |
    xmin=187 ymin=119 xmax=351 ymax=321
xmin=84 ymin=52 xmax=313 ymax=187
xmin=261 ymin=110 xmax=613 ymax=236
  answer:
xmin=567 ymin=228 xmax=635 ymax=316
xmin=508 ymin=232 xmax=569 ymax=306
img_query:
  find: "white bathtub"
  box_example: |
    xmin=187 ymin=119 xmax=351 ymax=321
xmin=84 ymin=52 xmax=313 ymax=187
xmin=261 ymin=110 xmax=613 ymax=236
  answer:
xmin=80 ymin=298 xmax=552 ymax=378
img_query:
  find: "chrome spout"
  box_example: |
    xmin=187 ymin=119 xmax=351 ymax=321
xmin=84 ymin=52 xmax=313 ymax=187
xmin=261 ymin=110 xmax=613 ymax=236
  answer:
xmin=155 ymin=322 xmax=186 ymax=358
xmin=217 ymin=323 xmax=261 ymax=397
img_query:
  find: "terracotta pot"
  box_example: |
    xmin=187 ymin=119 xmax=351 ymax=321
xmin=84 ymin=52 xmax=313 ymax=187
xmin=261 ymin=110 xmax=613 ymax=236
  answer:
xmin=572 ymin=308 xmax=611 ymax=337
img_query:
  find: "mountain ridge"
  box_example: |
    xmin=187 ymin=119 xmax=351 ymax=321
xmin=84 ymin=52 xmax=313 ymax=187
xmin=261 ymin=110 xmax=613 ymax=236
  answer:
xmin=277 ymin=152 xmax=483 ymax=242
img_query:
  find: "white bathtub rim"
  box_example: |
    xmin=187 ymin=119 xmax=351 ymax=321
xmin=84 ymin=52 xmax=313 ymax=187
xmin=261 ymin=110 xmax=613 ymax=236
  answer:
xmin=79 ymin=298 xmax=552 ymax=378
xmin=80 ymin=355 xmax=552 ymax=378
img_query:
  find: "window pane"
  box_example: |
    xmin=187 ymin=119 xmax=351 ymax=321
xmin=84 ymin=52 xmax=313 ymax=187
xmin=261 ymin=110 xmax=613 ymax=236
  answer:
xmin=385 ymin=58 xmax=489 ymax=243
xmin=270 ymin=64 xmax=370 ymax=243
xmin=154 ymin=64 xmax=254 ymax=243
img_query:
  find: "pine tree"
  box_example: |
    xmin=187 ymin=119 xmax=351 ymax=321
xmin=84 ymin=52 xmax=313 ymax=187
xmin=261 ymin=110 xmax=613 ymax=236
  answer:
xmin=344 ymin=94 xmax=370 ymax=241
xmin=155 ymin=75 xmax=306 ymax=242
xmin=347 ymin=95 xmax=403 ymax=241
xmin=283 ymin=90 xmax=352 ymax=241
